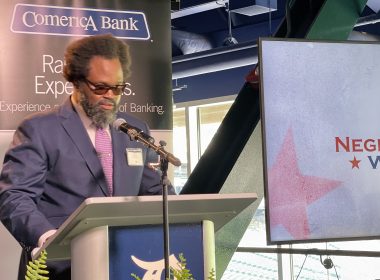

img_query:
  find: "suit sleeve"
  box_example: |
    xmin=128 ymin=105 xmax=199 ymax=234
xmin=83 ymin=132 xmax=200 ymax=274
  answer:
xmin=0 ymin=120 xmax=55 ymax=248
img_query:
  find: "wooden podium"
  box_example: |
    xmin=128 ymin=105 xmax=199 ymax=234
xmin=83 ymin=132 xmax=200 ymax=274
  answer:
xmin=37 ymin=193 xmax=257 ymax=280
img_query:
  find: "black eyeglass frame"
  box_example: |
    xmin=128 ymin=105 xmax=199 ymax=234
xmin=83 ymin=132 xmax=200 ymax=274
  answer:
xmin=83 ymin=79 xmax=127 ymax=96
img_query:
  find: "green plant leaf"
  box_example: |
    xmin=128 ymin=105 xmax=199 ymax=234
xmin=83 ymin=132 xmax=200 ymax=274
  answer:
xmin=25 ymin=250 xmax=49 ymax=280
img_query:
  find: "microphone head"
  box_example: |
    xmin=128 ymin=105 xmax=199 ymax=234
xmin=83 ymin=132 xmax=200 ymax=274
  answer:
xmin=112 ymin=118 xmax=126 ymax=131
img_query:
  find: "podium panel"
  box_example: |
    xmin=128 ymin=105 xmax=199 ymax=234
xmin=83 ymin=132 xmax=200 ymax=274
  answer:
xmin=109 ymin=223 xmax=206 ymax=280
xmin=70 ymin=222 xmax=214 ymax=280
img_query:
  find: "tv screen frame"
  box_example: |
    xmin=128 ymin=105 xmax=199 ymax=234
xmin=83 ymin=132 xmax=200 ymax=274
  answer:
xmin=259 ymin=37 xmax=380 ymax=245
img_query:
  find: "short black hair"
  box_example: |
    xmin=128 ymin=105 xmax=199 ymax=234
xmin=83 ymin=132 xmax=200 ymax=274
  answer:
xmin=63 ymin=34 xmax=131 ymax=83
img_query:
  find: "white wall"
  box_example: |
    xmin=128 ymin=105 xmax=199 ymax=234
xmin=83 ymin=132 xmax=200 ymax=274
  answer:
xmin=0 ymin=131 xmax=22 ymax=280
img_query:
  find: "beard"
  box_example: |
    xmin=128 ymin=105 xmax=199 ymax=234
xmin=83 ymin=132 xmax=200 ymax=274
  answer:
xmin=79 ymin=90 xmax=119 ymax=128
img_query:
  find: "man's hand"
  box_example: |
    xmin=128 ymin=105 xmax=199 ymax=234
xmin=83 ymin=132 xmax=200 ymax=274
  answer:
xmin=31 ymin=229 xmax=57 ymax=258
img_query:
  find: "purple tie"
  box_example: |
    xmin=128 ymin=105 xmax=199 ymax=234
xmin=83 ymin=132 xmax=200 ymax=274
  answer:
xmin=95 ymin=128 xmax=113 ymax=196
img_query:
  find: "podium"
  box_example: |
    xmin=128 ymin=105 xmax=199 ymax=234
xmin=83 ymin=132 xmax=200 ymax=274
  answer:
xmin=38 ymin=193 xmax=257 ymax=280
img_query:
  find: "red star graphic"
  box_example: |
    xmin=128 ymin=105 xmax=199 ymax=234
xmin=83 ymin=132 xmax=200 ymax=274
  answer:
xmin=349 ymin=156 xmax=361 ymax=169
xmin=268 ymin=128 xmax=342 ymax=240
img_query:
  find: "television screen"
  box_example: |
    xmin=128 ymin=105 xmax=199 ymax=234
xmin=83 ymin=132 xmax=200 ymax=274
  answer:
xmin=259 ymin=38 xmax=380 ymax=244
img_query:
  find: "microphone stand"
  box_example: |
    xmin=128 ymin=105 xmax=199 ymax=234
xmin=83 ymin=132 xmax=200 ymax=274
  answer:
xmin=159 ymin=141 xmax=171 ymax=280
xmin=120 ymin=126 xmax=181 ymax=280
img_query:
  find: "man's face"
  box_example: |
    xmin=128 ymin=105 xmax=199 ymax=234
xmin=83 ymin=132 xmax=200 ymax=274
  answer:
xmin=78 ymin=56 xmax=124 ymax=128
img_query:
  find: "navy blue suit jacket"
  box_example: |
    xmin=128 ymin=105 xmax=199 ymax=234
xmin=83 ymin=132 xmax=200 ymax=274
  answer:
xmin=0 ymin=97 xmax=170 ymax=251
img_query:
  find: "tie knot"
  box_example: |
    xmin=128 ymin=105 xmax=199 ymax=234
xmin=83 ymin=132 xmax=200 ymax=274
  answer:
xmin=95 ymin=128 xmax=111 ymax=146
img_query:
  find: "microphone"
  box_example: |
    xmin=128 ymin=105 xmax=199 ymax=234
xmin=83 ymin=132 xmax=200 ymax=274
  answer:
xmin=112 ymin=118 xmax=181 ymax=167
xmin=113 ymin=118 xmax=155 ymax=143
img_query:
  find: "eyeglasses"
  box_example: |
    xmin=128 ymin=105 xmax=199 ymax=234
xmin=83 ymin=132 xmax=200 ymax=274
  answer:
xmin=83 ymin=79 xmax=127 ymax=96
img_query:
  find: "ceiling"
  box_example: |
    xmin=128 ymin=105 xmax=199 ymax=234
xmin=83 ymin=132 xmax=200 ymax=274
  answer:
xmin=170 ymin=0 xmax=380 ymax=58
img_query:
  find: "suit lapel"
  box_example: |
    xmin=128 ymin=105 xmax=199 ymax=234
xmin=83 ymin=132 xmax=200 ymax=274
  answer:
xmin=111 ymin=116 xmax=144 ymax=196
xmin=58 ymin=98 xmax=109 ymax=196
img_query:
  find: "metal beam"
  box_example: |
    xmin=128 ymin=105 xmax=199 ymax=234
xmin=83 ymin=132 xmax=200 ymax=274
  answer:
xmin=171 ymin=0 xmax=227 ymax=19
xmin=306 ymin=0 xmax=369 ymax=40
xmin=237 ymin=246 xmax=380 ymax=257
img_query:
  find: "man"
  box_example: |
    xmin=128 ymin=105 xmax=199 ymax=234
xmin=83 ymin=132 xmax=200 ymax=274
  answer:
xmin=0 ymin=34 xmax=174 ymax=279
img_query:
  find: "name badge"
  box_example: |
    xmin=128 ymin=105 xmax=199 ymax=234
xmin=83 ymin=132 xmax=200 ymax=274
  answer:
xmin=126 ymin=148 xmax=143 ymax=166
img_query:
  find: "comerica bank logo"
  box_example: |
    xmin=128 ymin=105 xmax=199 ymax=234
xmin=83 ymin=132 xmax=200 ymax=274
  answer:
xmin=11 ymin=4 xmax=150 ymax=39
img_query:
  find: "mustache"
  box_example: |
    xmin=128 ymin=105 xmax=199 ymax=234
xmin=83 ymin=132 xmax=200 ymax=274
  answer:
xmin=96 ymin=98 xmax=117 ymax=107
